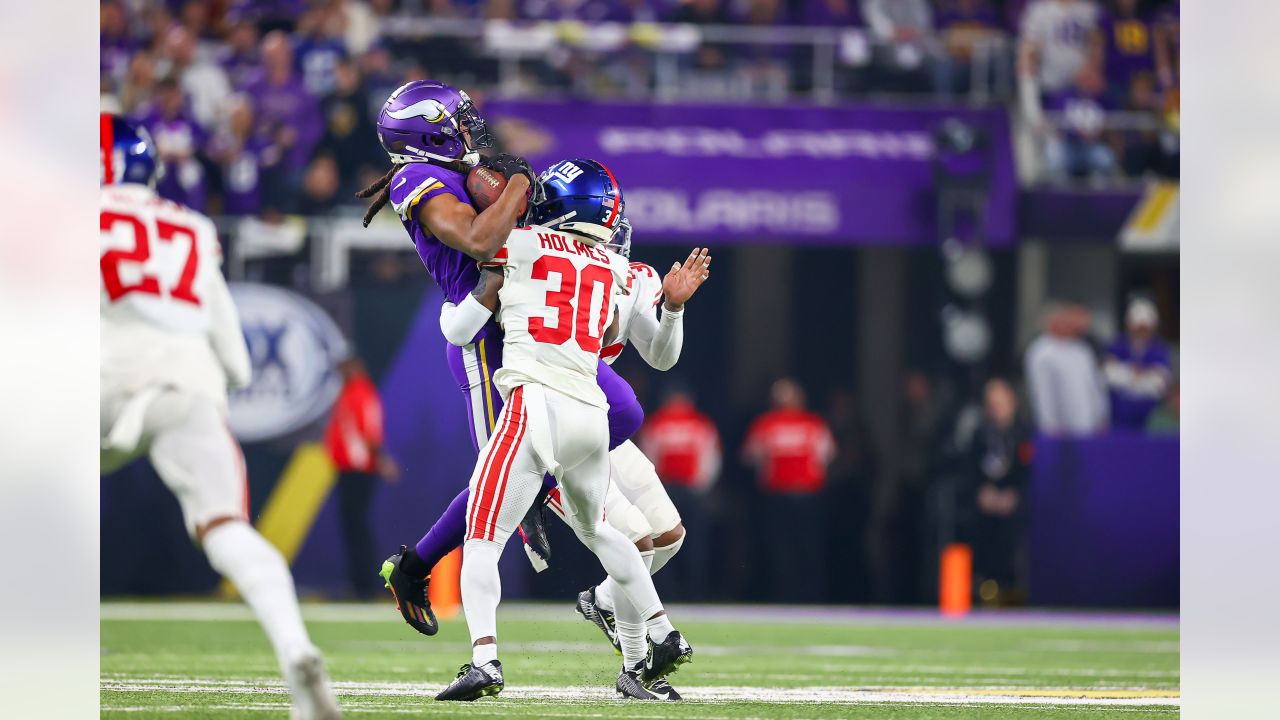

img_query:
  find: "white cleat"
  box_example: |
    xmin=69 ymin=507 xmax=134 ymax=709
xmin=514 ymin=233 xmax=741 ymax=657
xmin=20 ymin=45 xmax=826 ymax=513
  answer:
xmin=286 ymin=648 xmax=341 ymax=720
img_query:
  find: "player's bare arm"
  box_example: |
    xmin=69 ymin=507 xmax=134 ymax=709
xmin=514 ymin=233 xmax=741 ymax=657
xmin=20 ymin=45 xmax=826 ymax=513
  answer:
xmin=418 ymin=174 xmax=531 ymax=262
xmin=471 ymin=266 xmax=505 ymax=312
xmin=662 ymin=247 xmax=712 ymax=312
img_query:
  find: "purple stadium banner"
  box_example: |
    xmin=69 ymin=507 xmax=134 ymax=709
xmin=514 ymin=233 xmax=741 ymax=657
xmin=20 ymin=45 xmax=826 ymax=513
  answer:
xmin=486 ymin=99 xmax=1016 ymax=246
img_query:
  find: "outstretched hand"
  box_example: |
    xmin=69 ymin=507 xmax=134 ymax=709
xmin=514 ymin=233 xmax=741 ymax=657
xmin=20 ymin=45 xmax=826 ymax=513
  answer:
xmin=662 ymin=247 xmax=712 ymax=312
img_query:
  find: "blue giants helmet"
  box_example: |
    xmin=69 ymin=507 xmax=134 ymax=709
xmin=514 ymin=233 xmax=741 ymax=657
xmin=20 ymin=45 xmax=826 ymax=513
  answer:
xmin=532 ymin=158 xmax=625 ymax=245
xmin=101 ymin=113 xmax=159 ymax=186
xmin=376 ymin=80 xmax=493 ymax=167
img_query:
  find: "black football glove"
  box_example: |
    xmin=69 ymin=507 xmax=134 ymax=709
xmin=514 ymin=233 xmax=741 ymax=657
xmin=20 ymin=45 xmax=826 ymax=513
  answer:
xmin=481 ymin=154 xmax=546 ymax=224
xmin=481 ymin=153 xmax=536 ymax=185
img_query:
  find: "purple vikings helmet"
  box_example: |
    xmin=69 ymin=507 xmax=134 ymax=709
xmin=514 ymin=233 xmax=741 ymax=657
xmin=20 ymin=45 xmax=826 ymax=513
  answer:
xmin=376 ymin=80 xmax=493 ymax=167
xmin=533 ymin=158 xmax=625 ymax=246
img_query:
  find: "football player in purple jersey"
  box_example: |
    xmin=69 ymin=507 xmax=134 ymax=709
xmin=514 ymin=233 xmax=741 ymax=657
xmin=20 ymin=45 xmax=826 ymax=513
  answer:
xmin=357 ymin=82 xmax=652 ymax=645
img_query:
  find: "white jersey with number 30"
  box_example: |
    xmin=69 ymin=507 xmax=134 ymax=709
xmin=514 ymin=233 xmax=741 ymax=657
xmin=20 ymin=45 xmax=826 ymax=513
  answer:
xmin=488 ymin=226 xmax=629 ymax=408
xmin=100 ymin=184 xmax=250 ymax=405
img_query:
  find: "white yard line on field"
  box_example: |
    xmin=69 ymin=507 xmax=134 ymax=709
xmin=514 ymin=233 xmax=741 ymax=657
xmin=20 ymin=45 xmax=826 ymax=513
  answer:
xmin=100 ymin=677 xmax=1180 ymax=708
xmin=99 ymin=600 xmax=1178 ymax=630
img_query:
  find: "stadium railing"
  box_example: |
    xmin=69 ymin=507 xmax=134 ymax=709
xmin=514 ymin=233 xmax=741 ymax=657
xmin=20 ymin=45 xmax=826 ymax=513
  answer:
xmin=379 ymin=16 xmax=1016 ymax=104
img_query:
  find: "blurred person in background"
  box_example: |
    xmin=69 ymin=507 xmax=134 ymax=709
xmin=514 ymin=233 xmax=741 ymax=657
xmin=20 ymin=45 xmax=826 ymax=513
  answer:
xmin=295 ymin=4 xmax=350 ymax=97
xmin=962 ymin=378 xmax=1032 ymax=606
xmin=208 ymin=95 xmax=277 ymax=217
xmin=870 ymin=370 xmax=942 ymax=603
xmin=1041 ymin=64 xmax=1118 ymax=180
xmin=861 ymin=0 xmax=940 ymax=94
xmin=321 ymin=58 xmax=382 ymax=198
xmin=159 ymin=26 xmax=233 ymax=131
xmin=219 ymin=16 xmax=262 ymax=89
xmin=177 ymin=0 xmax=221 ymax=59
xmin=337 ymin=0 xmax=383 ymax=55
xmin=119 ymin=51 xmax=159 ymax=116
xmin=299 ymin=151 xmax=343 ymax=215
xmin=101 ymin=0 xmax=136 ymax=86
xmin=638 ymin=388 xmax=721 ymax=601
xmin=674 ymin=0 xmax=735 ymax=73
xmin=1025 ymin=302 xmax=1108 ymax=436
xmin=823 ymin=386 xmax=879 ymax=603
xmin=1104 ymin=296 xmax=1172 ymax=430
xmin=1145 ymin=380 xmax=1179 ymax=435
xmin=934 ymin=0 xmax=1005 ymax=96
xmin=1018 ymin=0 xmax=1103 ymax=95
xmin=244 ymin=30 xmax=324 ymax=206
xmin=324 ymin=355 xmax=400 ymax=599
xmin=1153 ymin=0 xmax=1179 ymax=93
xmin=136 ymin=76 xmax=208 ymax=212
xmin=743 ymin=378 xmax=835 ymax=602
xmin=1101 ymin=0 xmax=1156 ymax=107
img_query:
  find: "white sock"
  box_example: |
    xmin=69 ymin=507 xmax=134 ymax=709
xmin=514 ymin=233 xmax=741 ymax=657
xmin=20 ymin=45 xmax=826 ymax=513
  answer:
xmin=472 ymin=642 xmax=499 ymax=667
xmin=202 ymin=522 xmax=314 ymax=669
xmin=594 ymin=577 xmax=617 ymax=613
xmin=651 ymin=532 xmax=684 ymax=575
xmin=611 ymin=550 xmax=654 ymax=669
xmin=461 ymin=539 xmax=503 ymax=648
xmin=645 ymin=613 xmax=676 ymax=643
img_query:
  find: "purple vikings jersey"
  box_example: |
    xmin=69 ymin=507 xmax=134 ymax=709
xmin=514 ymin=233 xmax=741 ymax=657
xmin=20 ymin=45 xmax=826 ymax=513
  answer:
xmin=387 ymin=162 xmax=485 ymax=305
xmin=1102 ymin=11 xmax=1156 ymax=93
xmin=1106 ymin=336 xmax=1172 ymax=429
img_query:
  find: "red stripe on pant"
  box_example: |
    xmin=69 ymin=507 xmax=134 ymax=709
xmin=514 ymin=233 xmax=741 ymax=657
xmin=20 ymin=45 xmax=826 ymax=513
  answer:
xmin=467 ymin=389 xmax=518 ymax=538
xmin=483 ymin=389 xmax=528 ymax=541
xmin=468 ymin=387 xmax=525 ymax=540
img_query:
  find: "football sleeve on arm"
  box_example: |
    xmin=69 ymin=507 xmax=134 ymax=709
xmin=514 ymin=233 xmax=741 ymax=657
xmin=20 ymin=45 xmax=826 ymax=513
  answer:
xmin=207 ymin=271 xmax=252 ymax=389
xmin=439 ymin=295 xmax=494 ymax=346
xmin=626 ymin=265 xmax=683 ymax=371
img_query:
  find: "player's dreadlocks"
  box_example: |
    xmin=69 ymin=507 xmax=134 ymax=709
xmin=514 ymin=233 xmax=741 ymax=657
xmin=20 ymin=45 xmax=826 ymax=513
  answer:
xmin=356 ymin=166 xmax=398 ymax=227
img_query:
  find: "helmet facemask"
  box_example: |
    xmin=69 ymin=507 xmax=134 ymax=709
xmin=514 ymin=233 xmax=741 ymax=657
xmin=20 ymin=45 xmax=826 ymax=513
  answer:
xmin=603 ymin=215 xmax=633 ymax=258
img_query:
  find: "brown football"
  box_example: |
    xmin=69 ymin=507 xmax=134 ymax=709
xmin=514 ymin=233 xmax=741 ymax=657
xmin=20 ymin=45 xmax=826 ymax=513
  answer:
xmin=466 ymin=165 xmax=521 ymax=213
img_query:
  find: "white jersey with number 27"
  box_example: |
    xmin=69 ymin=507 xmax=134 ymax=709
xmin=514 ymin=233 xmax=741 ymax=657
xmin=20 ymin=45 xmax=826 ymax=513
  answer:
xmin=100 ymin=184 xmax=250 ymax=405
xmin=487 ymin=226 xmax=629 ymax=409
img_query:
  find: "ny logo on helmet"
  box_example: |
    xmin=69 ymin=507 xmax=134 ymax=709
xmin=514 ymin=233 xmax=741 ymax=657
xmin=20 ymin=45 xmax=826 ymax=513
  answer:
xmin=543 ymin=161 xmax=584 ymax=188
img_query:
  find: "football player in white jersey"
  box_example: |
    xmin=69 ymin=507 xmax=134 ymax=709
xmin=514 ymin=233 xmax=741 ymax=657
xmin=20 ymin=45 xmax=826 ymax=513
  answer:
xmin=438 ymin=206 xmax=710 ymax=700
xmin=99 ymin=114 xmax=340 ymax=720
xmin=434 ymin=159 xmax=694 ymax=701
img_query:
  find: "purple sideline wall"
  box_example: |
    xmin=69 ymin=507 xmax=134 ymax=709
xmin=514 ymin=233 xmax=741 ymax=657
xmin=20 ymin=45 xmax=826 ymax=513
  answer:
xmin=485 ymin=100 xmax=1017 ymax=246
xmin=1028 ymin=434 xmax=1180 ymax=608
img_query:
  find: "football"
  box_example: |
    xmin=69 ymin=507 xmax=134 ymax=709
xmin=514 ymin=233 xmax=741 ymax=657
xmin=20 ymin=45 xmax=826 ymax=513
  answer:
xmin=466 ymin=165 xmax=521 ymax=213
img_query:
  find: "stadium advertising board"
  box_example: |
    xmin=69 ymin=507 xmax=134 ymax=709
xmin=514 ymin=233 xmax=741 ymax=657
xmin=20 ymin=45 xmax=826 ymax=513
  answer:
xmin=227 ymin=283 xmax=347 ymax=443
xmin=487 ymin=100 xmax=1016 ymax=245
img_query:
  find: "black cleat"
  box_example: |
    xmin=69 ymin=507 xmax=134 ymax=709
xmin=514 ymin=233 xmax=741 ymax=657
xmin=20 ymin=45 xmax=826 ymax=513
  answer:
xmin=641 ymin=630 xmax=693 ymax=686
xmin=648 ymin=677 xmax=683 ymax=701
xmin=379 ymin=545 xmax=438 ymax=636
xmin=575 ymin=586 xmax=621 ymax=655
xmin=518 ymin=485 xmax=553 ymax=570
xmin=616 ymin=663 xmax=658 ymax=700
xmin=435 ymin=661 xmax=503 ymax=701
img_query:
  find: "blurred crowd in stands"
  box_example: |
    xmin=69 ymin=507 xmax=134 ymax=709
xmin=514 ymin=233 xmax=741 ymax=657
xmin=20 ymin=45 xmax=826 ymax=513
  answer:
xmin=100 ymin=0 xmax=1180 ymax=218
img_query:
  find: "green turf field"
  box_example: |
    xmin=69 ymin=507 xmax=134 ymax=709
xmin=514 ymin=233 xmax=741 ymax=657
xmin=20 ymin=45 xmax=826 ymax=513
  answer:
xmin=101 ymin=601 xmax=1178 ymax=719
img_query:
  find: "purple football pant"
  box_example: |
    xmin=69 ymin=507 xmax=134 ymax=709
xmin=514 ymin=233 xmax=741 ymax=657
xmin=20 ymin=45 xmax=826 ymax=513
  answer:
xmin=414 ymin=332 xmax=643 ymax=569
